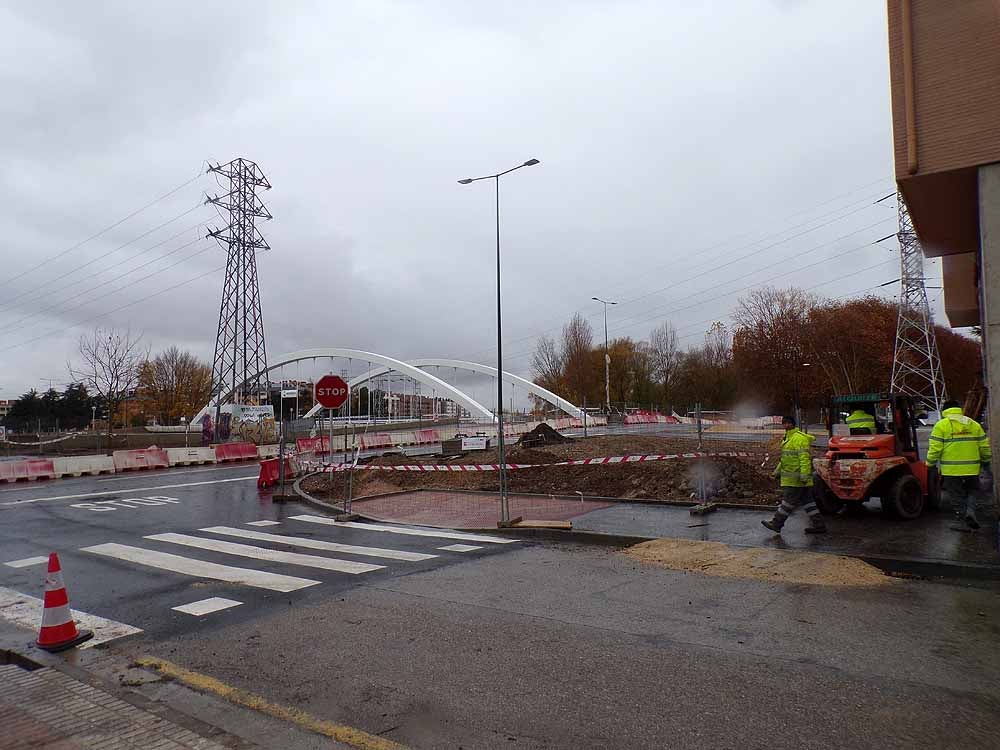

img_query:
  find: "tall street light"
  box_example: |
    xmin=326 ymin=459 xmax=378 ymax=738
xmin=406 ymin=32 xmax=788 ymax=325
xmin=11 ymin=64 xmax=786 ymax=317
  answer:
xmin=592 ymin=297 xmax=617 ymax=414
xmin=458 ymin=158 xmax=540 ymax=525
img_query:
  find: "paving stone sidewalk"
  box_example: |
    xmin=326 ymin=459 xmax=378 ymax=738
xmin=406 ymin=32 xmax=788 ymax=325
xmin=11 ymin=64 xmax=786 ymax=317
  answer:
xmin=1 ymin=663 xmax=228 ymax=750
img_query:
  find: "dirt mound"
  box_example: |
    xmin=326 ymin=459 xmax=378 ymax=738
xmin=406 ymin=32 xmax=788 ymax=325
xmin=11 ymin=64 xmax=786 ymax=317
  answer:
xmin=625 ymin=538 xmax=890 ymax=587
xmin=518 ymin=423 xmax=574 ymax=447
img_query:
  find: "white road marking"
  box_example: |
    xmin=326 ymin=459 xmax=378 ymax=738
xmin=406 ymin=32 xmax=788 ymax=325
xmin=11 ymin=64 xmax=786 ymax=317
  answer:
xmin=0 ymin=476 xmax=256 ymax=507
xmin=145 ymin=533 xmax=383 ymax=575
xmin=246 ymin=520 xmax=282 ymax=527
xmin=172 ymin=597 xmax=243 ymax=616
xmin=200 ymin=526 xmax=435 ymax=562
xmin=97 ymin=465 xmax=251 ymax=482
xmin=0 ymin=585 xmax=142 ymax=647
xmin=437 ymin=544 xmax=482 ymax=553
xmin=81 ymin=543 xmax=320 ymax=592
xmin=3 ymin=556 xmax=49 ymax=568
xmin=289 ymin=515 xmax=517 ymax=544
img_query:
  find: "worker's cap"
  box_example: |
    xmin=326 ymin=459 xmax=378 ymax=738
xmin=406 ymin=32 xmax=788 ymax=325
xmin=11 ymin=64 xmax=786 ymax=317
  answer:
xmin=781 ymin=415 xmax=796 ymax=427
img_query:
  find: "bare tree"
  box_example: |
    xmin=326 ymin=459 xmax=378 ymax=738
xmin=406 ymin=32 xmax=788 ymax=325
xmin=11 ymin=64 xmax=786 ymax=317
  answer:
xmin=69 ymin=328 xmax=147 ymax=438
xmin=560 ymin=313 xmax=596 ymax=403
xmin=649 ymin=320 xmax=680 ymax=387
xmin=530 ymin=334 xmax=563 ymax=389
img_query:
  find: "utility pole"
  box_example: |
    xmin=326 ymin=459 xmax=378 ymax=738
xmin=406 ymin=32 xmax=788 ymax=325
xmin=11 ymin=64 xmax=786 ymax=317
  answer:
xmin=206 ymin=159 xmax=273 ymax=441
xmin=890 ymin=192 xmax=946 ymax=412
xmin=592 ymin=297 xmax=617 ymax=414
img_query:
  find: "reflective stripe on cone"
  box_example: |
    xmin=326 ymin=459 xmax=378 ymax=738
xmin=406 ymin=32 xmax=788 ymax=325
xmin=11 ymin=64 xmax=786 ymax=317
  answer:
xmin=36 ymin=552 xmax=93 ymax=652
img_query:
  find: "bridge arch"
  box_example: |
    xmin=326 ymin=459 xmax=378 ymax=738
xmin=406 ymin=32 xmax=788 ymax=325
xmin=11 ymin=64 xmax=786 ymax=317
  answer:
xmin=192 ymin=348 xmax=496 ymax=424
xmin=302 ymin=358 xmax=582 ymax=419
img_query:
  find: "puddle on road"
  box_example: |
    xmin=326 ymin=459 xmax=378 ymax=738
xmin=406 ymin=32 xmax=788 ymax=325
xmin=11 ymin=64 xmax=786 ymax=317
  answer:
xmin=624 ymin=538 xmax=891 ymax=587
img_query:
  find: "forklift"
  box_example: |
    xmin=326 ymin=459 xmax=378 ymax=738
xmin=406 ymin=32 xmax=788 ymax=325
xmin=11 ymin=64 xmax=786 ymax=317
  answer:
xmin=812 ymin=393 xmax=940 ymax=519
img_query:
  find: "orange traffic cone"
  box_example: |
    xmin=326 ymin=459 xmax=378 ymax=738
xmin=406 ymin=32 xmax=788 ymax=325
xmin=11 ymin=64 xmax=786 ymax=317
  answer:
xmin=37 ymin=553 xmax=93 ymax=652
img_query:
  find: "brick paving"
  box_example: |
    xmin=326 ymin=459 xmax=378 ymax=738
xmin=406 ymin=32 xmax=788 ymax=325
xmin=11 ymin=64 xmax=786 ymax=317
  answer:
xmin=351 ymin=490 xmax=613 ymax=528
xmin=0 ymin=664 xmax=228 ymax=750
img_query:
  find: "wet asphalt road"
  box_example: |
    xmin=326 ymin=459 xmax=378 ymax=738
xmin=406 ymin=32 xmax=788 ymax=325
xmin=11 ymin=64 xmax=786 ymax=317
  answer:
xmin=0 ymin=462 xmax=517 ymax=644
xmin=3 ymin=438 xmax=997 ymax=749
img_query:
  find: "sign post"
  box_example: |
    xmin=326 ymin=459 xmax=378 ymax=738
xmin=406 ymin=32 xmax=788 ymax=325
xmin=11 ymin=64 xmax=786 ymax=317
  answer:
xmin=315 ymin=375 xmax=350 ymax=494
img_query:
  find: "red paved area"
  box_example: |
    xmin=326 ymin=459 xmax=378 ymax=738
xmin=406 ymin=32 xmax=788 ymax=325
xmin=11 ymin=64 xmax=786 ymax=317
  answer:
xmin=351 ymin=490 xmax=614 ymax=529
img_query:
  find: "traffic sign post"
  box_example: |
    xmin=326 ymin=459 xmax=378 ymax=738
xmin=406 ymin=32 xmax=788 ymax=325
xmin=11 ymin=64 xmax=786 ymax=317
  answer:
xmin=315 ymin=375 xmax=349 ymax=490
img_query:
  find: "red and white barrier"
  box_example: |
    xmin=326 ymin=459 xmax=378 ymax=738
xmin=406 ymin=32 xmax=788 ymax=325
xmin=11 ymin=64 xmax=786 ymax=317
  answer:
xmin=257 ymin=455 xmax=303 ymax=488
xmin=214 ymin=442 xmax=259 ymax=462
xmin=304 ymin=451 xmax=760 ymax=473
xmin=113 ymin=447 xmax=169 ymax=472
xmin=166 ymin=447 xmax=217 ymax=466
xmin=0 ymin=458 xmax=57 ymax=483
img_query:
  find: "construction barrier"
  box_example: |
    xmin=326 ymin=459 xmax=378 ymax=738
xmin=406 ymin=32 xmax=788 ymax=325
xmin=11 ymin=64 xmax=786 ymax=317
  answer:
xmin=166 ymin=447 xmax=217 ymax=467
xmin=0 ymin=458 xmax=57 ymax=483
xmin=304 ymin=451 xmax=762 ymax=472
xmin=359 ymin=432 xmax=394 ymax=450
xmin=112 ymin=447 xmax=170 ymax=472
xmin=296 ymin=436 xmax=328 ymax=454
xmin=52 ymin=455 xmax=116 ymax=478
xmin=414 ymin=429 xmax=440 ymax=445
xmin=623 ymin=411 xmax=678 ymax=425
xmin=214 ymin=442 xmax=259 ymax=462
xmin=257 ymin=455 xmax=303 ymax=488
xmin=257 ymin=444 xmax=281 ymax=459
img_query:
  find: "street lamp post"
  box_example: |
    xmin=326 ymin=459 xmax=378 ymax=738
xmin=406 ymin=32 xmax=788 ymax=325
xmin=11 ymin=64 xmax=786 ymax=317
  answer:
xmin=793 ymin=362 xmax=811 ymax=428
xmin=592 ymin=297 xmax=617 ymax=414
xmin=458 ymin=158 xmax=540 ymax=525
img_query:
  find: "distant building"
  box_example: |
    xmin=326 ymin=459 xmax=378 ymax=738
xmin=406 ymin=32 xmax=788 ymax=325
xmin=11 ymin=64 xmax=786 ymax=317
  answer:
xmin=0 ymin=400 xmax=12 ymax=420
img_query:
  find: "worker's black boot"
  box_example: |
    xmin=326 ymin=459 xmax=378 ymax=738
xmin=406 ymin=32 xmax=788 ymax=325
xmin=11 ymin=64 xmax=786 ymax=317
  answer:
xmin=761 ymin=518 xmax=783 ymax=534
xmin=965 ymin=512 xmax=981 ymax=530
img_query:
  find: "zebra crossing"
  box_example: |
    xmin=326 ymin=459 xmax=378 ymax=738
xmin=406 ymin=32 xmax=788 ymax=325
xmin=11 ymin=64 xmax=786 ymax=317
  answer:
xmin=0 ymin=516 xmax=518 ymax=644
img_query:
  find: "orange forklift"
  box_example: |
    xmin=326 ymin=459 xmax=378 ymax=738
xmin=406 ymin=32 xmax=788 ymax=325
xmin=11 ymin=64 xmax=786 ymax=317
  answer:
xmin=812 ymin=393 xmax=940 ymax=519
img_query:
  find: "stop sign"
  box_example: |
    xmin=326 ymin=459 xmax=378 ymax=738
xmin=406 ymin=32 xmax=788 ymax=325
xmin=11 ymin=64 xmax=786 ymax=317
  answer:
xmin=315 ymin=375 xmax=349 ymax=409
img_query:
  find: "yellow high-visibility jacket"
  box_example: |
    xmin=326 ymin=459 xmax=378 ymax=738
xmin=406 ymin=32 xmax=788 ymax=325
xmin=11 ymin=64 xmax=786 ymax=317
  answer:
xmin=773 ymin=428 xmax=815 ymax=487
xmin=846 ymin=409 xmax=876 ymax=434
xmin=926 ymin=407 xmax=991 ymax=476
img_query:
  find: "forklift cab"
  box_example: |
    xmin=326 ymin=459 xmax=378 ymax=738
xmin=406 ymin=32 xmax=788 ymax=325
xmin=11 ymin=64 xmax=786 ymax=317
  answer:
xmin=827 ymin=393 xmax=920 ymax=460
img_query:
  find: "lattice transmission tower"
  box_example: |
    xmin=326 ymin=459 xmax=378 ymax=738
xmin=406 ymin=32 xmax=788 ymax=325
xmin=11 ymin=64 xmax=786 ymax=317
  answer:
xmin=206 ymin=158 xmax=272 ymax=426
xmin=890 ymin=192 xmax=946 ymax=410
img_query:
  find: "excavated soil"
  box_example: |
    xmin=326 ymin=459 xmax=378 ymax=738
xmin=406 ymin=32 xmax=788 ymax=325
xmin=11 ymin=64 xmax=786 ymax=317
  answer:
xmin=302 ymin=433 xmax=782 ymax=506
xmin=624 ymin=538 xmax=890 ymax=587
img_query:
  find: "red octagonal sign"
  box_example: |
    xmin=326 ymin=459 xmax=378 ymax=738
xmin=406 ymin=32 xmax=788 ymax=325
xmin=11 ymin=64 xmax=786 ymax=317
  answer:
xmin=315 ymin=374 xmax=349 ymax=409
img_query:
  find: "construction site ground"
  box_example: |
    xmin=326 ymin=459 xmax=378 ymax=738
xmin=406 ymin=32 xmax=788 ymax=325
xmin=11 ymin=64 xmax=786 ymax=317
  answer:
xmin=302 ymin=432 xmax=781 ymax=507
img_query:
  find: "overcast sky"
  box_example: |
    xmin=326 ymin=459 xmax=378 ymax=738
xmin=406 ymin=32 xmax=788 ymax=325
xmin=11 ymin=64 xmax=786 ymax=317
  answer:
xmin=0 ymin=1 xmax=940 ymax=401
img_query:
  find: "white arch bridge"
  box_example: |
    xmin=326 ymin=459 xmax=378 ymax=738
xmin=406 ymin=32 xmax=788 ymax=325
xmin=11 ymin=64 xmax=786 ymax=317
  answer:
xmin=191 ymin=348 xmax=582 ymax=424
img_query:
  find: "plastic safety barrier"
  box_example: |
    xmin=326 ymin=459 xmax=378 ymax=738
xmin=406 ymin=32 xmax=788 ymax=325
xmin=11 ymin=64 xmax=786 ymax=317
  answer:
xmin=296 ymin=437 xmax=329 ymax=454
xmin=257 ymin=444 xmax=281 ymax=459
xmin=166 ymin=447 xmax=217 ymax=466
xmin=359 ymin=432 xmax=394 ymax=450
xmin=52 ymin=455 xmax=116 ymax=478
xmin=414 ymin=429 xmax=441 ymax=445
xmin=214 ymin=442 xmax=259 ymax=462
xmin=112 ymin=448 xmax=169 ymax=472
xmin=257 ymin=455 xmax=302 ymax=488
xmin=0 ymin=458 xmax=57 ymax=483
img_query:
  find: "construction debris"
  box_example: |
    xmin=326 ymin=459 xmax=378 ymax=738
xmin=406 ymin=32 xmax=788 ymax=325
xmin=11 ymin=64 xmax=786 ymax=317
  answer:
xmin=518 ymin=423 xmax=574 ymax=447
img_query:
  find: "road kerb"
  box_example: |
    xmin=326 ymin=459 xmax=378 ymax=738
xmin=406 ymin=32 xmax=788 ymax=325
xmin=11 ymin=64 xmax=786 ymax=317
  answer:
xmin=135 ymin=656 xmax=408 ymax=750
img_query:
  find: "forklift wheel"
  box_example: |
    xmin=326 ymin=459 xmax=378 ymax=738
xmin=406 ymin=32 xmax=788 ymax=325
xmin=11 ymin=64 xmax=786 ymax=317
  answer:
xmin=812 ymin=483 xmax=844 ymax=516
xmin=885 ymin=474 xmax=924 ymax=520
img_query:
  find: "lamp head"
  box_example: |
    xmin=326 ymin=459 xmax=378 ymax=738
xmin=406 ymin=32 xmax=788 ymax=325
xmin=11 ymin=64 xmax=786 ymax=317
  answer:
xmin=523 ymin=158 xmax=540 ymax=167
xmin=457 ymin=178 xmax=473 ymax=185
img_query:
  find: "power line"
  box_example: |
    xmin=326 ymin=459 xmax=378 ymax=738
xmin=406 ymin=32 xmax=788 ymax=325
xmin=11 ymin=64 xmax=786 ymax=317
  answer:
xmin=0 ymin=203 xmax=208 ymax=313
xmin=0 ymin=261 xmax=225 ymax=355
xmin=502 ymin=256 xmax=899 ymax=369
xmin=0 ymin=213 xmax=208 ymax=316
xmin=1 ymin=169 xmax=206 ymax=291
xmin=460 ymin=188 xmax=894 ymax=363
xmin=466 ymin=214 xmax=894 ymax=366
xmin=0 ymin=234 xmax=210 ymax=334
